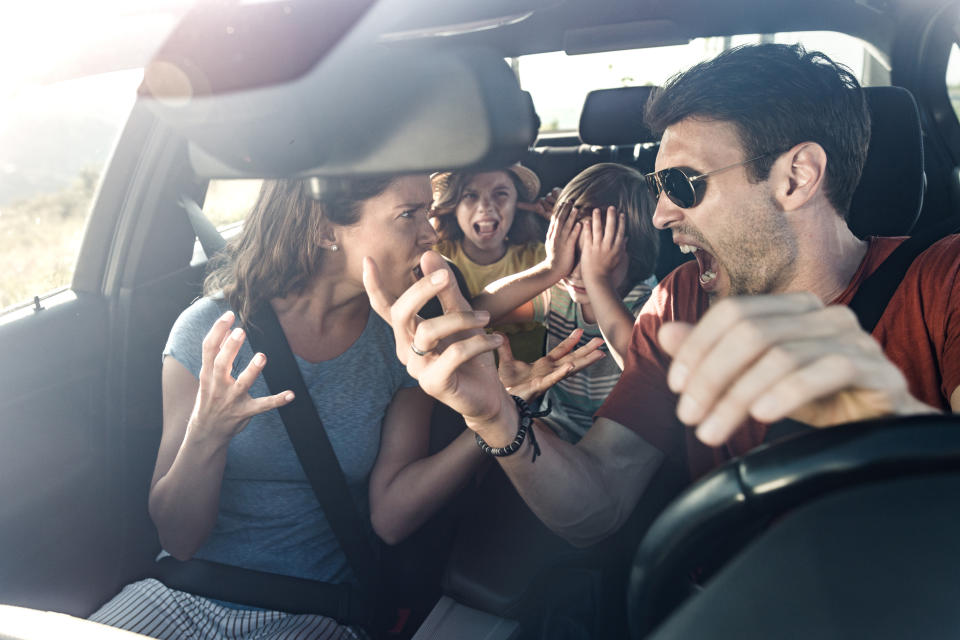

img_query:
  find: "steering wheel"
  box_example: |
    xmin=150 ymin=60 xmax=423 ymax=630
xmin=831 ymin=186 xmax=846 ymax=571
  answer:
xmin=627 ymin=414 xmax=960 ymax=639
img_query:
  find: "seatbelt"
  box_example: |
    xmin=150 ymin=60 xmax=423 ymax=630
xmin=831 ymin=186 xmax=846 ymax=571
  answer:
xmin=181 ymin=196 xmax=380 ymax=613
xmin=847 ymin=216 xmax=960 ymax=332
xmin=180 ymin=196 xmax=226 ymax=256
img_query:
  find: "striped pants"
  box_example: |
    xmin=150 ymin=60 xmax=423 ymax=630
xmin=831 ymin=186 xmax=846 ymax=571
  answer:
xmin=89 ymin=579 xmax=364 ymax=640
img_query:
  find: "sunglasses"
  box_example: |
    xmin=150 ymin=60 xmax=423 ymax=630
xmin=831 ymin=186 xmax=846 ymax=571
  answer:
xmin=645 ymin=153 xmax=775 ymax=209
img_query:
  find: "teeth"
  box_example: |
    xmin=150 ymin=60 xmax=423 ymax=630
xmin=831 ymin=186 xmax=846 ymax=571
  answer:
xmin=699 ymin=270 xmax=717 ymax=284
xmin=678 ymin=244 xmax=698 ymax=254
xmin=475 ymin=221 xmax=497 ymax=233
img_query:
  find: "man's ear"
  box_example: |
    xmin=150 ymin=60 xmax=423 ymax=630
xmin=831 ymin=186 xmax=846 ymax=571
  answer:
xmin=772 ymin=142 xmax=827 ymax=212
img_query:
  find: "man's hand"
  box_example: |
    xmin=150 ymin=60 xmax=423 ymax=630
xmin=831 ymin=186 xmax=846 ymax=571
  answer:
xmin=364 ymin=250 xmax=517 ymax=442
xmin=497 ymin=328 xmax=606 ymax=403
xmin=517 ymin=186 xmax=562 ymax=221
xmin=579 ymin=206 xmax=627 ymax=287
xmin=658 ymin=292 xmax=938 ymax=447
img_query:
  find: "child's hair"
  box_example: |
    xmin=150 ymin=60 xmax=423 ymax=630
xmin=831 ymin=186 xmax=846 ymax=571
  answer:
xmin=560 ymin=163 xmax=659 ymax=284
xmin=430 ymin=166 xmax=543 ymax=246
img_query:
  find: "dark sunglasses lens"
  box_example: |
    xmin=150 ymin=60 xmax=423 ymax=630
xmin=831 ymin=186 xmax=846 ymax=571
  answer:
xmin=661 ymin=169 xmax=697 ymax=208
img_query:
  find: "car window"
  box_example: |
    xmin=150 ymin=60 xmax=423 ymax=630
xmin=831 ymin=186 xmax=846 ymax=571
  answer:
xmin=519 ymin=31 xmax=889 ymax=133
xmin=947 ymin=43 xmax=960 ymax=122
xmin=0 ymin=70 xmax=141 ymax=313
xmin=202 ymin=179 xmax=262 ymax=230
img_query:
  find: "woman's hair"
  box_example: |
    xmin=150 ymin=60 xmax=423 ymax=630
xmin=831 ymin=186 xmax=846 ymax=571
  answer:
xmin=560 ymin=163 xmax=659 ymax=285
xmin=432 ymin=169 xmax=542 ymax=246
xmin=204 ymin=175 xmax=395 ymax=325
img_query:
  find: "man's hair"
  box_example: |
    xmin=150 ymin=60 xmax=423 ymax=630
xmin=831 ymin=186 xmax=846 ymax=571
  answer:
xmin=644 ymin=43 xmax=871 ymax=218
xmin=559 ymin=162 xmax=659 ymax=285
xmin=204 ymin=176 xmax=394 ymax=325
xmin=431 ymin=169 xmax=542 ymax=246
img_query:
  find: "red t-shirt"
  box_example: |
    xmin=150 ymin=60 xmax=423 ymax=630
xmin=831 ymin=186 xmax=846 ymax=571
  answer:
xmin=596 ymin=235 xmax=960 ymax=481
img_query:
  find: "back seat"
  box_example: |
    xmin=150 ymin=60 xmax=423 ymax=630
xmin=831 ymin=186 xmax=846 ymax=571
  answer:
xmin=523 ymin=84 xmax=689 ymax=281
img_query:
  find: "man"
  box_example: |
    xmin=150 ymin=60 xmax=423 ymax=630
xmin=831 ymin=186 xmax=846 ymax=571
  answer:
xmin=364 ymin=43 xmax=960 ymax=547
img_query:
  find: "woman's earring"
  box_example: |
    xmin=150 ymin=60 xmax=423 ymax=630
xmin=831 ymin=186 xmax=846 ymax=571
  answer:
xmin=330 ymin=244 xmax=339 ymax=252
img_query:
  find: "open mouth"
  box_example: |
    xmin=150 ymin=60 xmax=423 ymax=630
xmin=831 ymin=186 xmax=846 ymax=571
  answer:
xmin=413 ymin=264 xmax=424 ymax=279
xmin=473 ymin=220 xmax=500 ymax=237
xmin=678 ymin=243 xmax=719 ymax=291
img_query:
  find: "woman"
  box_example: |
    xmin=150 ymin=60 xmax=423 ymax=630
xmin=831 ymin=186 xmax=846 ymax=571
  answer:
xmin=89 ymin=175 xmax=492 ymax=639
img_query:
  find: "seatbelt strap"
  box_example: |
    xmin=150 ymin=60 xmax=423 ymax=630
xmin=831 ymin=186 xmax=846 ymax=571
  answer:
xmin=245 ymin=303 xmax=381 ymax=599
xmin=181 ymin=195 xmax=380 ymax=603
xmin=847 ymin=216 xmax=960 ymax=333
xmin=180 ymin=195 xmax=226 ymax=256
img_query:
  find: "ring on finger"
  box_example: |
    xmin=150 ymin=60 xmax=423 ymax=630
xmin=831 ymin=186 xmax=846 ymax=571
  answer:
xmin=410 ymin=342 xmax=430 ymax=357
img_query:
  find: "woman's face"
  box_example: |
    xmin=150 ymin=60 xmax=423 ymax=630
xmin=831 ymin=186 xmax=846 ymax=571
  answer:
xmin=454 ymin=171 xmax=518 ymax=261
xmin=339 ymin=175 xmax=437 ymax=298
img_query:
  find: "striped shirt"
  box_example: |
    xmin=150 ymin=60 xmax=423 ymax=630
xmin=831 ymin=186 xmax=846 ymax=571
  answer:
xmin=531 ymin=277 xmax=656 ymax=442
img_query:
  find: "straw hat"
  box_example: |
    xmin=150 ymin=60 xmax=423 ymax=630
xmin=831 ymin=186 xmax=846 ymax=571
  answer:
xmin=431 ymin=163 xmax=541 ymax=205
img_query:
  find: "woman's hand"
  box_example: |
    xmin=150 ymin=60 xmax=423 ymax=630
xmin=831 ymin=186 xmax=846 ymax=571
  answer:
xmin=544 ymin=200 xmax=581 ymax=279
xmin=365 ymin=251 xmax=515 ymax=436
xmin=579 ymin=206 xmax=627 ymax=287
xmin=189 ymin=310 xmax=295 ymax=444
xmin=517 ymin=186 xmax=562 ymax=221
xmin=496 ymin=328 xmax=606 ymax=403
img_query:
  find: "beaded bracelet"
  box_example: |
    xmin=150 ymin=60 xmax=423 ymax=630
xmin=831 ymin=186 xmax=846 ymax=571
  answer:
xmin=475 ymin=395 xmax=550 ymax=462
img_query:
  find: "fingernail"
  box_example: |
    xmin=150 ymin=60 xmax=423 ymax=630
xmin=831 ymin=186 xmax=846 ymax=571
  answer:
xmin=668 ymin=362 xmax=688 ymax=392
xmin=220 ymin=311 xmax=234 ymax=322
xmin=751 ymin=393 xmax=777 ymax=420
xmin=231 ymin=327 xmax=244 ymax=341
xmin=284 ymin=392 xmax=295 ymax=402
xmin=676 ymin=393 xmax=699 ymax=424
xmin=475 ymin=310 xmax=490 ymax=323
xmin=430 ymin=270 xmax=447 ymax=285
xmin=696 ymin=415 xmax=723 ymax=446
xmin=253 ymin=353 xmax=265 ymax=365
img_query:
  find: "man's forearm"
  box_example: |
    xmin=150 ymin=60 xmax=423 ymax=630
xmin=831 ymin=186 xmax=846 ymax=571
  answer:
xmin=470 ymin=403 xmax=662 ymax=546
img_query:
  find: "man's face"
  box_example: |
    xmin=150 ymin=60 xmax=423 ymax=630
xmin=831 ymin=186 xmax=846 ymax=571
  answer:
xmin=651 ymin=118 xmax=797 ymax=300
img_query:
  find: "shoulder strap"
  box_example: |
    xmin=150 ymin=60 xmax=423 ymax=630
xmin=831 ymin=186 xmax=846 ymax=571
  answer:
xmin=848 ymin=217 xmax=960 ymax=333
xmin=244 ymin=304 xmax=381 ymax=598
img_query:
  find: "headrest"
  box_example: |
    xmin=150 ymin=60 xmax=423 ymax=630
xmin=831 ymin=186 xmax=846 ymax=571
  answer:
xmin=848 ymin=86 xmax=924 ymax=238
xmin=579 ymin=85 xmax=658 ymax=146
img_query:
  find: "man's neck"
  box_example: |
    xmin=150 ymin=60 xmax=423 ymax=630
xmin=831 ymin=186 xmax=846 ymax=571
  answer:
xmin=786 ymin=211 xmax=869 ymax=303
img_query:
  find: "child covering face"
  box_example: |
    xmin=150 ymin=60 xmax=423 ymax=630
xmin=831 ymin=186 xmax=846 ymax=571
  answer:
xmin=471 ymin=163 xmax=659 ymax=441
xmin=431 ymin=164 xmax=557 ymax=363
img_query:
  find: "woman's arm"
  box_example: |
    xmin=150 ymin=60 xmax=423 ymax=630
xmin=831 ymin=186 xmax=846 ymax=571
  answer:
xmin=149 ymin=312 xmax=294 ymax=559
xmin=368 ymin=387 xmax=487 ymax=545
xmin=472 ymin=202 xmax=580 ymax=323
xmin=580 ymin=207 xmax=637 ymax=369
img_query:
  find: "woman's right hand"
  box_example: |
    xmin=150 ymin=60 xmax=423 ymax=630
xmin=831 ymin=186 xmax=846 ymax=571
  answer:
xmin=365 ymin=251 xmax=516 ymax=437
xmin=544 ymin=200 xmax=581 ymax=279
xmin=189 ymin=310 xmax=295 ymax=444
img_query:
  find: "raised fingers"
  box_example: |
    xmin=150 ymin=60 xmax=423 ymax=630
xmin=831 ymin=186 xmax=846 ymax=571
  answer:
xmin=213 ymin=326 xmax=247 ymax=381
xmin=200 ymin=311 xmax=237 ymax=379
xmin=412 ymin=310 xmax=490 ymax=354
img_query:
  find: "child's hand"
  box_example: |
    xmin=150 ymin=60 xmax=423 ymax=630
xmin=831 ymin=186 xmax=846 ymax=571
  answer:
xmin=517 ymin=186 xmax=561 ymax=221
xmin=544 ymin=200 xmax=581 ymax=279
xmin=496 ymin=329 xmax=605 ymax=403
xmin=579 ymin=206 xmax=627 ymax=286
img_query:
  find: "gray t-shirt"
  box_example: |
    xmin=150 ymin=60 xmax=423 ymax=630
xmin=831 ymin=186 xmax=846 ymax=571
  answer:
xmin=162 ymin=296 xmax=417 ymax=583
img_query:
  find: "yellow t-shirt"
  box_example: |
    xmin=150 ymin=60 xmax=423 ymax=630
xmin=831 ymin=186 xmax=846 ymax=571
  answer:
xmin=435 ymin=240 xmax=547 ymax=363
